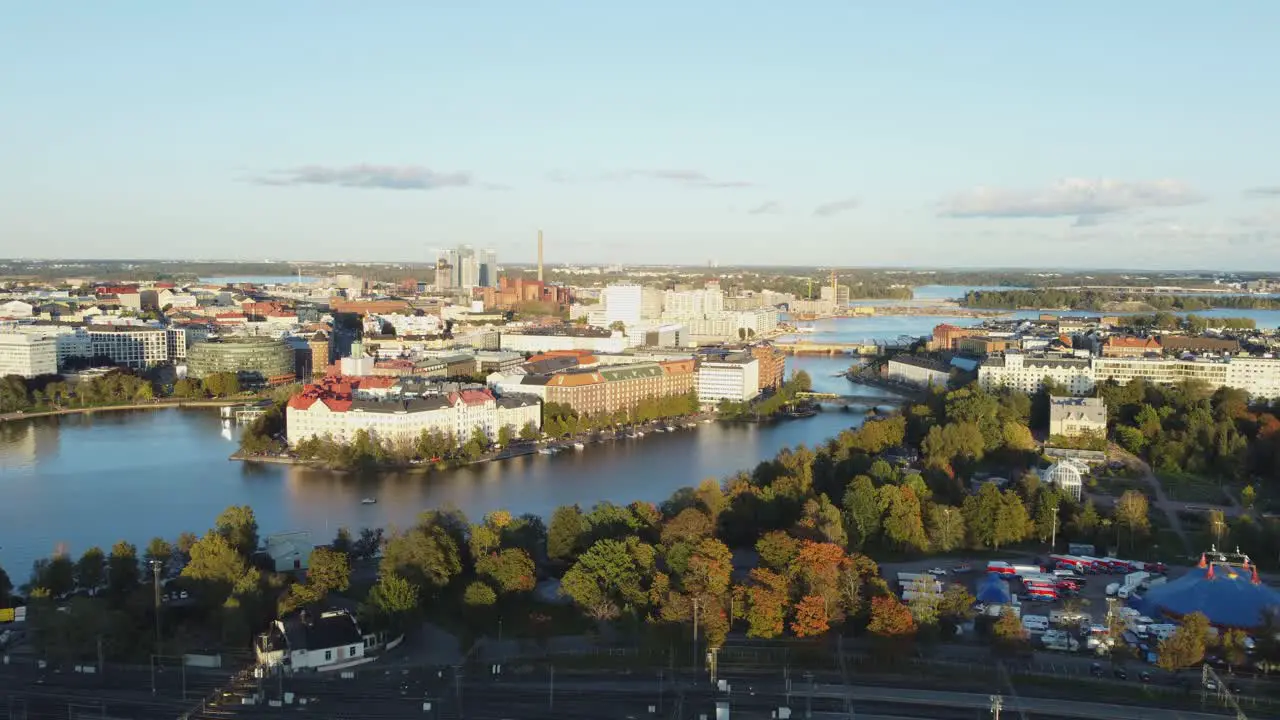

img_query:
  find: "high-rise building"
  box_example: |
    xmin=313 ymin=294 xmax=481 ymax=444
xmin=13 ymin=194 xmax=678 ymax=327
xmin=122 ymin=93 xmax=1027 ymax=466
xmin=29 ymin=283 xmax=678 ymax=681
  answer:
xmin=602 ymin=284 xmax=643 ymax=327
xmin=459 ymin=254 xmax=480 ymax=289
xmin=479 ymin=249 xmax=498 ymax=288
xmin=308 ymin=332 xmax=331 ymax=378
xmin=0 ymin=332 xmax=57 ymax=378
xmin=435 ymin=256 xmax=455 ymax=290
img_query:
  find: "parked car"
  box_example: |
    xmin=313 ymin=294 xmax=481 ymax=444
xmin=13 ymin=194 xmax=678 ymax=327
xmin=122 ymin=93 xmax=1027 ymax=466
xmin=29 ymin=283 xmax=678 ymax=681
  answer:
xmin=1090 ymin=662 xmax=1104 ymax=678
xmin=1113 ymin=667 xmax=1128 ymax=681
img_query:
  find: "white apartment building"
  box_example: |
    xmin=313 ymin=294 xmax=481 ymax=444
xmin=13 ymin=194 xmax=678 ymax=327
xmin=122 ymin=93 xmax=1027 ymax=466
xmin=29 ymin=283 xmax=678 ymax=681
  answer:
xmin=886 ymin=356 xmax=951 ymax=388
xmin=663 ymin=287 xmax=725 ymax=318
xmin=86 ymin=326 xmax=170 ymax=368
xmin=500 ymin=331 xmax=629 ymax=355
xmin=978 ymin=353 xmax=1096 ymax=396
xmin=0 ymin=333 xmax=57 ymax=378
xmin=980 ymin=352 xmax=1280 ymax=401
xmin=601 ymin=284 xmax=643 ymax=327
xmin=286 ymin=385 xmax=540 ymax=447
xmin=696 ymin=355 xmax=760 ymax=404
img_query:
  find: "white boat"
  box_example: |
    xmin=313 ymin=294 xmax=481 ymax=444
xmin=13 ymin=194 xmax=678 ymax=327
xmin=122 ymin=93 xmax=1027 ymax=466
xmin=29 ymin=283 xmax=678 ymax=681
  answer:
xmin=664 ymin=425 xmax=676 ymax=432
xmin=538 ymin=448 xmax=554 ymax=455
xmin=572 ymin=442 xmax=585 ymax=450
xmin=361 ymin=497 xmax=377 ymax=505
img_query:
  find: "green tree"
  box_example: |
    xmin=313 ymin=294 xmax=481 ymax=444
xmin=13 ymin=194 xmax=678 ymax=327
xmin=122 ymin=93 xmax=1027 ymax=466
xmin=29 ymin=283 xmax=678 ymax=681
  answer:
xmin=881 ymin=485 xmax=929 ymax=553
xmin=215 ymin=505 xmax=260 ymax=557
xmin=926 ymin=504 xmax=966 ymax=552
xmin=548 ymin=504 xmax=588 ymax=561
xmin=183 ymin=531 xmax=261 ymax=601
xmin=31 ymin=555 xmax=76 ymax=598
xmin=475 ymin=548 xmax=537 ymax=594
xmin=463 ymin=581 xmax=497 ymax=607
xmin=797 ymin=495 xmax=847 ymax=546
xmin=379 ymin=518 xmax=463 ymax=592
xmin=365 ymin=572 xmax=420 ymax=630
xmin=963 ymin=482 xmax=1028 ymax=550
xmin=203 ymin=372 xmax=241 ymax=398
xmin=74 ymin=547 xmax=106 ymax=594
xmin=144 ymin=537 xmax=174 ymax=570
xmin=560 ymin=538 xmax=656 ymax=621
xmin=519 ymin=421 xmax=539 ymax=441
xmin=842 ymin=475 xmax=882 ymax=550
xmin=307 ymin=547 xmax=351 ymax=595
xmin=171 ymin=378 xmax=205 ymax=399
xmin=497 ymin=424 xmax=515 ymax=446
xmin=106 ymin=541 xmax=140 ymax=598
xmin=0 ymin=565 xmax=12 ymax=606
xmin=755 ymin=531 xmax=800 ymax=572
xmin=993 ymin=606 xmax=1028 ymax=653
xmin=0 ymin=375 xmax=32 ymax=413
xmin=1241 ymin=485 xmax=1257 ymax=509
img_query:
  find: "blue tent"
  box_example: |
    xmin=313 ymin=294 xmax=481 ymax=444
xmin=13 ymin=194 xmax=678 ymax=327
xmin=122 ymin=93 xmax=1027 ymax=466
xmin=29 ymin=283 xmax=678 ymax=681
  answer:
xmin=1139 ymin=562 xmax=1280 ymax=629
xmin=976 ymin=573 xmax=1012 ymax=604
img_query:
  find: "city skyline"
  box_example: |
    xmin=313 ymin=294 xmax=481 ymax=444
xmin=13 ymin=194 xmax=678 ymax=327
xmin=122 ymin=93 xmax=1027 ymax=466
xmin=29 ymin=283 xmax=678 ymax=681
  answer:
xmin=3 ymin=3 xmax=1280 ymax=269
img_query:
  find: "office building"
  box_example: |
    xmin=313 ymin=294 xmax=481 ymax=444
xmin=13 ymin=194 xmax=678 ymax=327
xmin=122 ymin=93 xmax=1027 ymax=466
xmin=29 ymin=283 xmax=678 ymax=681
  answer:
xmin=696 ymin=354 xmax=760 ymax=404
xmin=1049 ymin=397 xmax=1108 ymax=438
xmin=479 ymin=249 xmax=498 ymax=288
xmin=601 ymin=284 xmax=644 ymax=328
xmin=187 ymin=336 xmax=297 ymax=385
xmin=885 ymin=356 xmax=951 ymax=388
xmin=0 ymin=332 xmax=57 ymax=378
xmin=84 ymin=326 xmax=170 ymax=369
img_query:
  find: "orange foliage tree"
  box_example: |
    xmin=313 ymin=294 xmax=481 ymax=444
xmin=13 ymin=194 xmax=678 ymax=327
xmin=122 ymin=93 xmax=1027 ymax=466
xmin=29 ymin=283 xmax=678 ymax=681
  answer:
xmin=791 ymin=594 xmax=830 ymax=638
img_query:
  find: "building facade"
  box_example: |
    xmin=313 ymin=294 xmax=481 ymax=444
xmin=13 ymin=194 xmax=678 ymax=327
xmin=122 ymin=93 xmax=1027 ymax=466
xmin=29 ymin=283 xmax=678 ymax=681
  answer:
xmin=540 ymin=360 xmax=696 ymax=416
xmin=0 ymin=332 xmax=57 ymax=378
xmin=885 ymin=356 xmax=951 ymax=388
xmin=1048 ymin=396 xmax=1108 ymax=438
xmin=750 ymin=342 xmax=786 ymax=391
xmin=696 ymin=355 xmax=761 ymax=404
xmin=978 ymin=353 xmax=1095 ymax=395
xmin=601 ymin=284 xmax=643 ymax=327
xmin=187 ymin=336 xmax=297 ymax=385
xmin=980 ymin=352 xmax=1280 ymax=400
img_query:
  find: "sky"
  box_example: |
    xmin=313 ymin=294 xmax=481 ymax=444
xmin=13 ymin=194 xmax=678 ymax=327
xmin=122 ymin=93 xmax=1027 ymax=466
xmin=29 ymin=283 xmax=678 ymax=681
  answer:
xmin=2 ymin=2 xmax=1280 ymax=270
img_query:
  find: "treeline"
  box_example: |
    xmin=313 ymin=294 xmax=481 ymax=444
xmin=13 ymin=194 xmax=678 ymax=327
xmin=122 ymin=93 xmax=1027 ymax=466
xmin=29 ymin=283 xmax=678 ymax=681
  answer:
xmin=0 ymin=369 xmax=259 ymax=415
xmin=963 ymin=288 xmax=1280 ymax=312
xmin=1128 ymin=313 xmax=1256 ymax=331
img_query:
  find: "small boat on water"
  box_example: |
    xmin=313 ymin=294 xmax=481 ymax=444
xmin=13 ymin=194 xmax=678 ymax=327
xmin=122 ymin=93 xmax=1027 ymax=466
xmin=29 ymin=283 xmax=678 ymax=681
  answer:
xmin=361 ymin=497 xmax=377 ymax=505
xmin=664 ymin=425 xmax=676 ymax=432
xmin=685 ymin=423 xmax=697 ymax=429
xmin=634 ymin=431 xmax=645 ymax=437
xmin=538 ymin=447 xmax=554 ymax=455
xmin=572 ymin=442 xmax=585 ymax=450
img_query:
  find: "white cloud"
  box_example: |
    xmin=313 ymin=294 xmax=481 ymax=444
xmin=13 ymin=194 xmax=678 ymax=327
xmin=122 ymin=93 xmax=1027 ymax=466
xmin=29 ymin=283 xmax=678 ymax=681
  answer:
xmin=939 ymin=178 xmax=1204 ymax=219
xmin=748 ymin=201 xmax=783 ymax=215
xmin=813 ymin=197 xmax=860 ymax=218
xmin=252 ymin=164 xmax=473 ymax=190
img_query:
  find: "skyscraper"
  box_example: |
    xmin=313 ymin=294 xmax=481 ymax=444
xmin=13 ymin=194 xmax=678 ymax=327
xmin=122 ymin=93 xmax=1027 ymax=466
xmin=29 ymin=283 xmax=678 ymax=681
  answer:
xmin=479 ymin=249 xmax=498 ymax=288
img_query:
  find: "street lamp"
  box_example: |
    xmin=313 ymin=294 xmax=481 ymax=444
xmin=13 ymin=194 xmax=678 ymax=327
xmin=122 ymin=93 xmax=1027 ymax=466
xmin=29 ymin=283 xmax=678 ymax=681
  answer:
xmin=149 ymin=559 xmax=162 ymax=695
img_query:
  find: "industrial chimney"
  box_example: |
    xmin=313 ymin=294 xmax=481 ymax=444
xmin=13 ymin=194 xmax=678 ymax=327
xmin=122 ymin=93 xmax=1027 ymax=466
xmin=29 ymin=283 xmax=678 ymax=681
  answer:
xmin=537 ymin=229 xmax=544 ymax=282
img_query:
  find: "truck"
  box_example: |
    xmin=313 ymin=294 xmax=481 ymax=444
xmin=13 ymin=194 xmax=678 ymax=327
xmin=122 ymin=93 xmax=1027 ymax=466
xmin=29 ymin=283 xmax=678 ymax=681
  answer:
xmin=1011 ymin=564 xmax=1043 ymax=577
xmin=1118 ymin=571 xmax=1149 ymax=598
xmin=986 ymin=561 xmax=1017 ymax=575
xmin=1042 ymin=632 xmax=1080 ymax=652
xmin=1050 ymin=608 xmax=1090 ymax=627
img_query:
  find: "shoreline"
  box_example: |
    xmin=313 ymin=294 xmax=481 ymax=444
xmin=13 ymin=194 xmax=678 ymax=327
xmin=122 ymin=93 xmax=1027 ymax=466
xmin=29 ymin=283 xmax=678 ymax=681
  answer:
xmin=0 ymin=399 xmax=247 ymax=424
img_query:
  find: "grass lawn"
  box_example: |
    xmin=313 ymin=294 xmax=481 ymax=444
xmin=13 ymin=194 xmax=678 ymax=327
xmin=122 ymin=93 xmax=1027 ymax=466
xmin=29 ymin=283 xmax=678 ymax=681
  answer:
xmin=1088 ymin=475 xmax=1148 ymax=497
xmin=1158 ymin=472 xmax=1228 ymax=504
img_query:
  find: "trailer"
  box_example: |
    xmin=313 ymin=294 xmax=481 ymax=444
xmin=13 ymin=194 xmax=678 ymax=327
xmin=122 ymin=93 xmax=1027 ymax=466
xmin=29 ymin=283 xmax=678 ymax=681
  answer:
xmin=1011 ymin=564 xmax=1043 ymax=577
xmin=987 ymin=562 xmax=1017 ymax=575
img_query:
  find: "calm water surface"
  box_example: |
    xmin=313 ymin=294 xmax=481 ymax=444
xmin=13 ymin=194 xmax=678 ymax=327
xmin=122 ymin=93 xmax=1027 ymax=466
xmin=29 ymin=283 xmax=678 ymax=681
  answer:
xmin=0 ymin=357 xmax=881 ymax=576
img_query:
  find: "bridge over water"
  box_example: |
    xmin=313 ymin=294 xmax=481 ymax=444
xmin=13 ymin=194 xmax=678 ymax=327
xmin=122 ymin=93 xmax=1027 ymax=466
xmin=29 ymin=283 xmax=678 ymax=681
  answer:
xmin=794 ymin=391 xmax=909 ymax=406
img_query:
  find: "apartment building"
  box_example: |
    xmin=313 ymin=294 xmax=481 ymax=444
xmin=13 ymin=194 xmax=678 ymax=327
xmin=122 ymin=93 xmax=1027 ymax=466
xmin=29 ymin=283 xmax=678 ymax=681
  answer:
xmin=750 ymin=342 xmax=786 ymax=391
xmin=885 ymin=356 xmax=951 ymax=388
xmin=541 ymin=360 xmax=696 ymax=416
xmin=977 ymin=353 xmax=1096 ymax=395
xmin=1049 ymin=397 xmax=1108 ymax=437
xmin=1102 ymin=336 xmax=1162 ymax=358
xmin=286 ymin=379 xmax=540 ymax=447
xmin=84 ymin=326 xmax=170 ymax=368
xmin=0 ymin=332 xmax=57 ymax=377
xmin=980 ymin=352 xmax=1280 ymax=400
xmin=696 ymin=354 xmax=760 ymax=404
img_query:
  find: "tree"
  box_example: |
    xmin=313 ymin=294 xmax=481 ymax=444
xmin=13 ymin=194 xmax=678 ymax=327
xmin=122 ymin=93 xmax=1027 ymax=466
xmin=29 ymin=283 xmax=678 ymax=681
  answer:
xmin=842 ymin=475 xmax=882 ymax=550
xmin=548 ymin=505 xmax=588 ymax=561
xmin=0 ymin=565 xmax=12 ymax=606
xmin=963 ymin=483 xmax=1029 ymax=550
xmin=755 ymin=531 xmax=800 ymax=572
xmin=797 ymin=495 xmax=847 ymax=546
xmin=1157 ymin=612 xmax=1210 ymax=673
xmin=661 ymin=508 xmax=714 ymax=546
xmin=365 ymin=573 xmax=419 ymax=629
xmin=203 ymin=372 xmax=241 ymax=398
xmin=519 ymin=421 xmax=539 ymax=441
xmin=307 ymin=547 xmax=351 ymax=595
xmin=30 ymin=555 xmax=75 ymax=598
xmin=926 ymin=504 xmax=966 ymax=552
xmin=380 ymin=520 xmax=463 ymax=592
xmin=106 ymin=541 xmax=140 ymax=598
xmin=791 ymin=595 xmax=830 ymax=638
xmin=1242 ymin=485 xmax=1257 ymax=509
xmin=1114 ymin=490 xmax=1150 ymax=551
xmin=183 ymin=531 xmax=261 ymax=602
xmin=744 ymin=568 xmax=790 ymax=639
xmin=1220 ymin=628 xmax=1249 ymax=671
xmin=993 ymin=606 xmax=1028 ymax=652
xmin=939 ymin=583 xmax=975 ymax=622
xmin=74 ymin=547 xmax=106 ymax=594
xmin=463 ymin=581 xmax=497 ymax=607
xmin=215 ymin=505 xmax=259 ymax=557
xmin=476 ymin=548 xmax=536 ymax=594
xmin=496 ymin=424 xmax=515 ymax=447
xmin=560 ymin=538 xmax=655 ymax=621
xmin=144 ymin=537 xmax=174 ymax=570
xmin=881 ymin=485 xmax=928 ymax=553
xmin=867 ymin=595 xmax=916 ymax=638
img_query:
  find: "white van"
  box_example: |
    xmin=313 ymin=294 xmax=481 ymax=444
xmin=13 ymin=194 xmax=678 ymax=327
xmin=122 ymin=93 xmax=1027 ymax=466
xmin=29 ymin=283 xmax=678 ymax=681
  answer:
xmin=1105 ymin=582 xmax=1120 ymax=596
xmin=1021 ymin=614 xmax=1050 ymax=634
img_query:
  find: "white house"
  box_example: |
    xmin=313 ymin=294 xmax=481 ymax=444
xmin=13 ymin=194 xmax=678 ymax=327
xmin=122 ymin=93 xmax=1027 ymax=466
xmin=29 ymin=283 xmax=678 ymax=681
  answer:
xmin=1048 ymin=396 xmax=1108 ymax=438
xmin=255 ymin=609 xmax=369 ymax=671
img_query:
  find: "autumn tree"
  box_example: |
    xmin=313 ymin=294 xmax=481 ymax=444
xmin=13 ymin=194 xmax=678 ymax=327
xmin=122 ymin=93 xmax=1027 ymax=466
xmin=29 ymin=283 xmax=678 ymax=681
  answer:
xmin=307 ymin=547 xmax=351 ymax=596
xmin=74 ymin=547 xmax=106 ymax=594
xmin=867 ymin=595 xmax=916 ymax=638
xmin=796 ymin=495 xmax=847 ymax=546
xmin=744 ymin=568 xmax=790 ymax=639
xmin=379 ymin=519 xmax=463 ymax=593
xmin=144 ymin=537 xmax=174 ymax=570
xmin=476 ymin=548 xmax=537 ymax=594
xmin=106 ymin=541 xmax=140 ymax=599
xmin=992 ymin=606 xmax=1028 ymax=654
xmin=881 ymin=485 xmax=929 ymax=553
xmin=1114 ymin=490 xmax=1151 ymax=551
xmin=215 ymin=505 xmax=260 ymax=557
xmin=790 ymin=541 xmax=850 ymax=618
xmin=661 ymin=508 xmax=714 ymax=546
xmin=1157 ymin=612 xmax=1210 ymax=673
xmin=926 ymin=504 xmax=966 ymax=552
xmin=1219 ymin=628 xmax=1250 ymax=671
xmin=791 ymin=595 xmax=830 ymax=638
xmin=755 ymin=531 xmax=800 ymax=572
xmin=548 ymin=504 xmax=588 ymax=561
xmin=463 ymin=581 xmax=497 ymax=607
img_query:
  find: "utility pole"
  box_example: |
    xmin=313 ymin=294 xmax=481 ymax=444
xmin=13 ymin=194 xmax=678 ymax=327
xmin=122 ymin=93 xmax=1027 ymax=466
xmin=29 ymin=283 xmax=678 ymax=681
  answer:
xmin=151 ymin=560 xmax=162 ymax=655
xmin=990 ymin=694 xmax=1003 ymax=719
xmin=692 ymin=598 xmax=700 ymax=679
xmin=1051 ymin=506 xmax=1059 ymax=550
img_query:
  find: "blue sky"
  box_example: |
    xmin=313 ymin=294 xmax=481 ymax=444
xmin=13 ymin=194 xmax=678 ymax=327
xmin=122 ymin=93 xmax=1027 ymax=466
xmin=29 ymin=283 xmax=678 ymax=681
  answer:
xmin=2 ymin=2 xmax=1279 ymax=269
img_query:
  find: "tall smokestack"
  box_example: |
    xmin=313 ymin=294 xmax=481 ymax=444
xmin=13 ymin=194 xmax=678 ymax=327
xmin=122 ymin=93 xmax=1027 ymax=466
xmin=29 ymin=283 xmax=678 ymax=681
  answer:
xmin=537 ymin=229 xmax=544 ymax=282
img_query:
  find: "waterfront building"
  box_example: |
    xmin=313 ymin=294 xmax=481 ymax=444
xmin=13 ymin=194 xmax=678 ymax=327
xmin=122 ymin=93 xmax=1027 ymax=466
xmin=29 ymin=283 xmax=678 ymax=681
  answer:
xmin=980 ymin=352 xmax=1280 ymax=401
xmin=750 ymin=342 xmax=786 ymax=392
xmin=539 ymin=360 xmax=696 ymax=416
xmin=187 ymin=336 xmax=297 ymax=385
xmin=885 ymin=356 xmax=951 ymax=388
xmin=0 ymin=332 xmax=57 ymax=377
xmin=255 ymin=609 xmax=366 ymax=672
xmin=84 ymin=326 xmax=170 ymax=369
xmin=1102 ymin=336 xmax=1162 ymax=358
xmin=1048 ymin=396 xmax=1108 ymax=438
xmin=1158 ymin=335 xmax=1241 ymax=354
xmin=931 ymin=323 xmax=986 ymax=351
xmin=264 ymin=531 xmax=314 ymax=572
xmin=286 ymin=378 xmax=541 ymax=446
xmin=696 ymin=354 xmax=761 ymax=405
xmin=500 ymin=327 xmax=629 ymax=354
